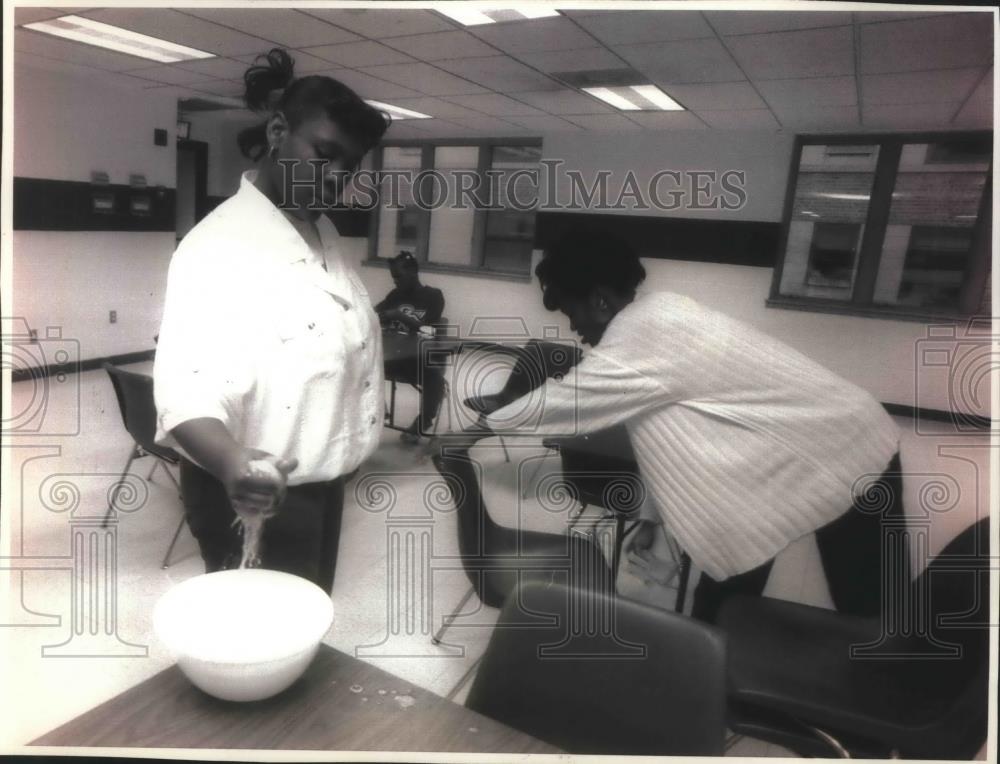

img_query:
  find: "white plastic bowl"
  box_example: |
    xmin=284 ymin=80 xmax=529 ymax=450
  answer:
xmin=153 ymin=569 xmax=334 ymax=702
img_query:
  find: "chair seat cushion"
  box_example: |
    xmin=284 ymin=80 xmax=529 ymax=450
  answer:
xmin=718 ymin=594 xmax=971 ymax=746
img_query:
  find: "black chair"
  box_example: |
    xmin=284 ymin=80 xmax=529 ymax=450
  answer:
xmin=430 ymin=445 xmax=612 ymax=646
xmin=718 ymin=517 xmax=991 ymax=758
xmin=101 ymin=363 xmax=186 ymax=569
xmin=549 ymin=426 xmax=693 ymax=609
xmin=465 ymin=580 xmax=728 ymax=755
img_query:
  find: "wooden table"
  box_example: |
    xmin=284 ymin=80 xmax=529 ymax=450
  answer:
xmin=32 ymin=645 xmax=561 ymax=753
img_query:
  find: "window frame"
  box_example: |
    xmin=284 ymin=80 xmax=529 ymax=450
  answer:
xmin=767 ymin=131 xmax=992 ymax=323
xmin=365 ymin=137 xmax=543 ymax=283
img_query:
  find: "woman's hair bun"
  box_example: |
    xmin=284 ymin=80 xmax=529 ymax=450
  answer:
xmin=243 ymin=48 xmax=296 ymax=114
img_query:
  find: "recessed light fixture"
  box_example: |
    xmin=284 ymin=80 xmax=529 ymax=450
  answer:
xmin=582 ymin=84 xmax=685 ymax=111
xmin=365 ymin=100 xmax=432 ymax=120
xmin=437 ymin=7 xmax=560 ymax=26
xmin=23 ymin=14 xmax=214 ymax=63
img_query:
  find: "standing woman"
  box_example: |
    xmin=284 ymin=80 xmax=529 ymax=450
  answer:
xmin=154 ymin=49 xmax=390 ymax=592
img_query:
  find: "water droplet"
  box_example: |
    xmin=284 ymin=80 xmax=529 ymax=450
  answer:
xmin=378 ymin=689 xmax=387 ymax=695
xmin=468 ymin=726 xmax=479 ymax=733
xmin=350 ymin=684 xmax=363 ymax=694
xmin=361 ymin=697 xmax=369 ymax=703
xmin=394 ymin=694 xmax=416 ymax=708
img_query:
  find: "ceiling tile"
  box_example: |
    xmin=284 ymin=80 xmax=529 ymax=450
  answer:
xmin=860 ymin=13 xmax=993 ymax=74
xmin=83 ymin=8 xmax=273 ymax=57
xmin=384 ymin=96 xmax=495 ymax=120
xmin=322 ymin=69 xmax=423 ymax=99
xmin=124 ymin=64 xmax=211 ymax=86
xmin=175 ymin=56 xmax=249 ymax=80
xmin=725 ymin=25 xmax=854 ymax=80
xmin=771 ymin=103 xmax=859 ymax=129
xmin=181 ymin=9 xmax=360 ymax=47
xmin=573 ymin=11 xmax=714 ymax=45
xmin=662 ymin=81 xmax=767 ymax=110
xmin=469 ymin=17 xmax=596 ymax=54
xmin=863 ymin=101 xmax=964 ymax=128
xmin=233 ymin=50 xmax=338 ymax=74
xmin=384 ymin=30 xmax=497 ymax=61
xmin=444 ymin=116 xmax=529 ymax=134
xmin=188 ymin=78 xmax=245 ymax=99
xmin=511 ymin=89 xmax=614 ymax=114
xmin=516 ymin=47 xmax=624 ymax=74
xmin=756 ymin=76 xmax=856 ymax=110
xmin=697 ymin=109 xmax=781 ymax=129
xmin=14 ymin=8 xmax=76 ymax=25
xmin=441 ymin=93 xmax=546 ymax=117
xmin=564 ymin=114 xmax=643 ymax=131
xmin=503 ymin=114 xmax=582 ymax=131
xmin=15 ymin=27 xmax=156 ymax=71
xmin=626 ymin=111 xmax=707 ymax=130
xmin=361 ymin=62 xmax=487 ymax=96
xmin=705 ymin=11 xmax=853 ymax=36
xmin=301 ymin=9 xmax=454 ymax=38
xmin=434 ymin=55 xmax=562 ymax=92
xmin=862 ymin=68 xmax=984 ymax=108
xmin=615 ymin=38 xmax=745 ymax=84
xmin=855 ymin=11 xmax=952 ymax=23
xmin=304 ymin=40 xmax=415 ymax=68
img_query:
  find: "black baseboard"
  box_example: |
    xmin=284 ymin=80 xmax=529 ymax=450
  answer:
xmin=882 ymin=402 xmax=991 ymax=430
xmin=11 ymin=349 xmax=156 ymax=382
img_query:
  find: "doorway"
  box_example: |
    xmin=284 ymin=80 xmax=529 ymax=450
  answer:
xmin=176 ymin=139 xmax=207 ymax=241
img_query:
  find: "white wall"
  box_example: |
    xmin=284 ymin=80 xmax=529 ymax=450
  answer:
xmin=184 ymin=111 xmax=257 ymax=198
xmin=13 ymin=62 xmax=179 ymax=362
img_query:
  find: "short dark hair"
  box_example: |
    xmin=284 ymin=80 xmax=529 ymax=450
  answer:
xmin=535 ymin=230 xmax=646 ymax=311
xmin=238 ymin=48 xmax=391 ymax=161
xmin=392 ymin=250 xmax=419 ymax=272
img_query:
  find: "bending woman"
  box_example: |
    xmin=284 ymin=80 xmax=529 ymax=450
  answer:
xmin=153 ymin=49 xmax=390 ymax=592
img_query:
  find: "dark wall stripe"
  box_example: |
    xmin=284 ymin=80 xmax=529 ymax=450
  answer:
xmin=534 ymin=211 xmax=780 ymax=267
xmin=11 ymin=349 xmax=155 ymax=383
xmin=881 ymin=402 xmax=990 ymax=431
xmin=14 ymin=177 xmax=176 ymax=232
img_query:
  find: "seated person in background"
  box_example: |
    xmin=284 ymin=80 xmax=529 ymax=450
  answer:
xmin=468 ymin=229 xmax=904 ymax=624
xmin=376 ymin=251 xmax=446 ymax=444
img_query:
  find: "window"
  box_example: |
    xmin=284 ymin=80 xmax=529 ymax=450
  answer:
xmin=770 ymin=133 xmax=991 ymax=320
xmin=367 ymin=139 xmax=542 ymax=279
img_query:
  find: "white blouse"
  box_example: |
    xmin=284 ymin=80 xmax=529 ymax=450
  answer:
xmin=154 ymin=171 xmax=383 ymax=485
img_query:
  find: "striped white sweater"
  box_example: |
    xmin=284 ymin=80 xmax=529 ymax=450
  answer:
xmin=485 ymin=291 xmax=900 ymax=580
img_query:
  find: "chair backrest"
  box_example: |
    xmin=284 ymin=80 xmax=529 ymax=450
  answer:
xmin=555 ymin=425 xmax=642 ymax=510
xmin=502 ymin=339 xmax=583 ymax=401
xmin=103 ymin=362 xmax=162 ymax=453
xmin=466 ymin=581 xmax=728 ymax=756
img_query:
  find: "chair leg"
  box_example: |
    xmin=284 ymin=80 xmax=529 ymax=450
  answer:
xmin=160 ymin=512 xmax=187 ymax=569
xmin=159 ymin=460 xmax=182 ymax=497
xmin=102 ymin=446 xmax=140 ymax=527
xmin=498 ymin=435 xmax=510 ymax=463
xmin=146 ymin=459 xmax=158 ymax=481
xmin=520 ymin=446 xmax=558 ymax=499
xmin=445 ymin=654 xmax=484 ymax=702
xmin=432 ymin=585 xmax=476 ymax=645
xmin=674 ymin=552 xmax=692 ymax=614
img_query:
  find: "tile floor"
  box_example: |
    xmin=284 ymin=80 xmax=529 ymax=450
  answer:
xmin=1 ymin=359 xmax=991 ymax=755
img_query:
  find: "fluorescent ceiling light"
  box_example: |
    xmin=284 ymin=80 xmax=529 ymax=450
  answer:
xmin=583 ymin=87 xmax=641 ymax=111
xmin=630 ymin=84 xmax=684 ymax=111
xmin=583 ymin=84 xmax=685 ymax=112
xmin=438 ymin=7 xmax=560 ymax=25
xmin=23 ymin=14 xmax=214 ymax=63
xmin=366 ymin=100 xmax=432 ymax=120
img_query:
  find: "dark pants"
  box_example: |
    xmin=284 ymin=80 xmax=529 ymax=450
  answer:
xmin=385 ymin=357 xmax=446 ymax=434
xmin=179 ymin=459 xmax=346 ymax=594
xmin=692 ymin=453 xmax=906 ymax=623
